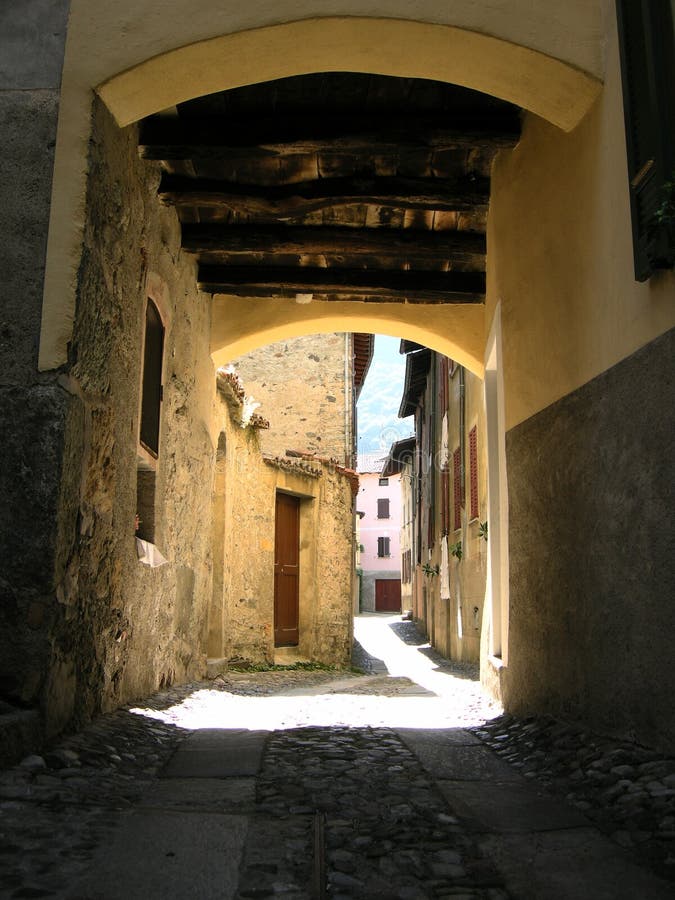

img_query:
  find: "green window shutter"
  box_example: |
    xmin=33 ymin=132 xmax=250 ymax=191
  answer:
xmin=616 ymin=0 xmax=675 ymax=280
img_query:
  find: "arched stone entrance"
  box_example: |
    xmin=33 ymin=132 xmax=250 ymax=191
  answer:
xmin=12 ymin=3 xmax=673 ymax=752
xmin=36 ymin=11 xmax=598 ymax=730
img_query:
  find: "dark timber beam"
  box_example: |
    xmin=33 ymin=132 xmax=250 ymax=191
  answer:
xmin=139 ymin=113 xmax=520 ymax=159
xmin=197 ymin=266 xmax=486 ymax=303
xmin=158 ymin=174 xmax=490 ymax=216
xmin=182 ymin=225 xmax=486 ymax=263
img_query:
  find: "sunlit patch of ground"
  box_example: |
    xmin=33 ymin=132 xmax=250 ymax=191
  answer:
xmin=130 ymin=614 xmax=502 ymax=732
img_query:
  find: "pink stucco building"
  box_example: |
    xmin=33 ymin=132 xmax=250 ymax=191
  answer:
xmin=356 ymin=455 xmax=402 ymax=612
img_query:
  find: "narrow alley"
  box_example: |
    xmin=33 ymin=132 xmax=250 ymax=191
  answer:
xmin=1 ymin=616 xmax=673 ymax=899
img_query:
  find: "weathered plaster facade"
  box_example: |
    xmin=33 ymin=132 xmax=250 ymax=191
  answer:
xmin=398 ymin=354 xmax=488 ymax=664
xmin=209 ymin=372 xmax=356 ymax=668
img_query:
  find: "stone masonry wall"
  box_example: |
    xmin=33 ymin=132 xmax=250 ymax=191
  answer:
xmin=0 ymin=1 xmax=71 ymax=712
xmin=232 ymin=333 xmax=351 ymax=464
xmin=45 ymin=97 xmax=217 ymax=734
xmin=310 ymin=457 xmax=355 ymax=665
xmin=211 ymin=380 xmax=273 ymax=665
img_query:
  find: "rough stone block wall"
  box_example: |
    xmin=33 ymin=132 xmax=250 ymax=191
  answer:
xmin=232 ymin=334 xmax=351 ymax=464
xmin=215 ymin=394 xmax=275 ymax=666
xmin=312 ymin=467 xmax=354 ymax=666
xmin=44 ymin=97 xmax=217 ymax=733
xmin=0 ymin=1 xmax=71 ymax=711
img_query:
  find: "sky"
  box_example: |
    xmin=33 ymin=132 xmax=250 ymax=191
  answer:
xmin=357 ymin=335 xmax=414 ymax=457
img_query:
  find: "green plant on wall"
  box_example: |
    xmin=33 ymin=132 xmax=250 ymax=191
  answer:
xmin=421 ymin=562 xmax=439 ymax=577
xmin=449 ymin=540 xmax=462 ymax=561
xmin=478 ymin=521 xmax=488 ymax=542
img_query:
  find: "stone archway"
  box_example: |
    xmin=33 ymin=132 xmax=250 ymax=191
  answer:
xmin=98 ymin=18 xmax=599 ymax=132
xmin=10 ymin=1 xmax=675 ymax=754
xmin=39 ymin=15 xmax=601 ymax=372
xmin=210 ymin=299 xmax=486 ymax=376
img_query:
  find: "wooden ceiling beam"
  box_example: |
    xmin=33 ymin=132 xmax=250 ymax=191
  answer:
xmin=158 ymin=174 xmax=490 ymax=216
xmin=197 ymin=266 xmax=486 ymax=303
xmin=182 ymin=224 xmax=486 ymax=264
xmin=139 ymin=113 xmax=520 ymax=160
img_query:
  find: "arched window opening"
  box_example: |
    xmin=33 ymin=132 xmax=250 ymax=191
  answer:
xmin=140 ymin=298 xmax=164 ymax=457
xmin=136 ymin=298 xmax=165 ymax=544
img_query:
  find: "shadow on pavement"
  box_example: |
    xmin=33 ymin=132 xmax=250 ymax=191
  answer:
xmin=351 ymin=638 xmax=389 ymax=675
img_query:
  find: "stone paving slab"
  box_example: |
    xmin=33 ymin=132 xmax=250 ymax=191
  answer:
xmin=436 ymin=778 xmax=589 ymax=832
xmin=479 ymin=829 xmax=675 ymax=900
xmin=472 ymin=713 xmax=675 ymax=882
xmin=66 ymin=809 xmax=247 ymax=900
xmin=399 ymin=728 xmax=522 ymax=781
xmin=400 ymin=725 xmax=675 ymax=898
xmin=139 ymin=776 xmax=256 ymax=811
xmin=162 ymin=728 xmax=268 ymax=778
xmin=399 ymin=726 xmax=482 ymax=747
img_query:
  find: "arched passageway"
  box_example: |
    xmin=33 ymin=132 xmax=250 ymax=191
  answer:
xmin=20 ymin=4 xmax=675 ymax=757
xmin=39 ymin=16 xmax=601 ymax=371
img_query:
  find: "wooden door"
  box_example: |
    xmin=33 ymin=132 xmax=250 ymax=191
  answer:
xmin=274 ymin=493 xmax=300 ymax=646
xmin=375 ymin=579 xmax=402 ymax=612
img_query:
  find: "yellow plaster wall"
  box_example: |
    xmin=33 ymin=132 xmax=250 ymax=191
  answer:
xmin=488 ymin=13 xmax=675 ymax=431
xmin=449 ymin=367 xmax=489 ymax=662
xmin=421 ymin=360 xmax=487 ymax=664
xmin=67 ymin=1 xmax=607 ymax=90
xmin=98 ymin=18 xmax=600 ymax=131
xmin=211 ymin=297 xmax=487 ymax=376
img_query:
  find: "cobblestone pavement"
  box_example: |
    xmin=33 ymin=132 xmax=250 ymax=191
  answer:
xmin=471 ymin=714 xmax=675 ymax=884
xmin=239 ymin=725 xmax=508 ymax=899
xmin=0 ymin=617 xmax=673 ymax=897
